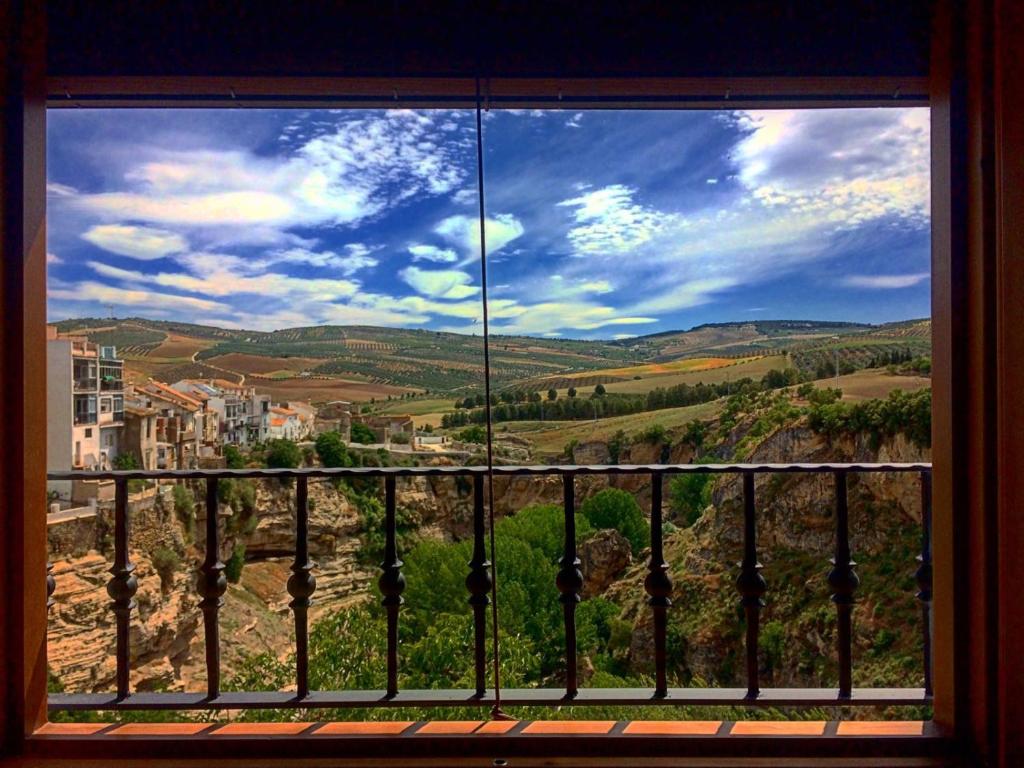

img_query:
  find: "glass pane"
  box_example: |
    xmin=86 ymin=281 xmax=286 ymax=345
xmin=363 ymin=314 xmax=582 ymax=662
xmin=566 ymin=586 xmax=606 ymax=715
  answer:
xmin=481 ymin=108 xmax=932 ymax=709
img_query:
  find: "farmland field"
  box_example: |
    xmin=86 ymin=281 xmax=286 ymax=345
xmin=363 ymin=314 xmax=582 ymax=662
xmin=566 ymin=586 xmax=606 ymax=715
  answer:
xmin=827 ymin=369 xmax=931 ymax=401
xmin=237 ymin=377 xmax=416 ymax=403
xmin=205 ymin=353 xmax=324 ymax=376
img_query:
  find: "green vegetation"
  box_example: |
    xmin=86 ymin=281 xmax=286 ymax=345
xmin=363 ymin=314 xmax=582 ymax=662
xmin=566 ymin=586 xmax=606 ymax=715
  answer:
xmin=223 ymin=444 xmax=246 ymax=469
xmin=225 ymin=543 xmax=246 ymax=583
xmin=314 ymin=431 xmax=353 ymax=468
xmin=171 ymin=484 xmax=195 ymax=541
xmin=807 ymin=388 xmax=932 ymax=448
xmin=350 ymin=422 xmax=376 ymax=444
xmin=579 ymin=489 xmax=649 ymax=554
xmin=150 ymin=546 xmax=180 ymax=591
xmin=668 ymin=473 xmax=712 ymax=528
xmin=456 ymin=425 xmax=486 ymax=444
xmin=265 ymin=439 xmax=301 ymax=469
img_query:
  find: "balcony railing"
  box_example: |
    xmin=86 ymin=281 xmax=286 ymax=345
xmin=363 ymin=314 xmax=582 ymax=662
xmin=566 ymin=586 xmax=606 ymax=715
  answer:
xmin=45 ymin=462 xmax=932 ymax=714
xmin=73 ymin=378 xmax=97 ymax=392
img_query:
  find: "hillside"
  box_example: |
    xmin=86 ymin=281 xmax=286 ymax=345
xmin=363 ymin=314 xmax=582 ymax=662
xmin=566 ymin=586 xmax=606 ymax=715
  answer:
xmin=53 ymin=317 xmax=931 ymax=406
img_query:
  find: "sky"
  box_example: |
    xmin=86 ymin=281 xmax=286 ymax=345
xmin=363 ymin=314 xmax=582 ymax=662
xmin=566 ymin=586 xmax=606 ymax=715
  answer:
xmin=46 ymin=107 xmax=930 ymax=339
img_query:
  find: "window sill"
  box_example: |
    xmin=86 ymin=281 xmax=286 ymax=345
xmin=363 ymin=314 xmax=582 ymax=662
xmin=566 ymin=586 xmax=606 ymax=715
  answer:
xmin=21 ymin=720 xmax=956 ymax=767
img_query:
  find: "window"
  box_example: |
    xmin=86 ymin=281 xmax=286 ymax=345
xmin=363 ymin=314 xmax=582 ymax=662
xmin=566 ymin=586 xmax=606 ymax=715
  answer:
xmin=99 ymin=398 xmax=110 ymax=414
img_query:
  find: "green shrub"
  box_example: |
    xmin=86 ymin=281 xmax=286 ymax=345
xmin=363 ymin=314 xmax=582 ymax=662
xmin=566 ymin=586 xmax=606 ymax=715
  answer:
xmin=456 ymin=425 xmax=486 ymax=444
xmin=390 ymin=431 xmax=411 ymax=444
xmin=225 ymin=543 xmax=246 ymax=583
xmin=151 ymin=546 xmax=180 ymax=591
xmin=265 ymin=439 xmax=301 ymax=469
xmin=112 ymin=452 xmax=138 ymax=470
xmin=350 ymin=422 xmax=376 ymax=444
xmin=579 ymin=488 xmax=649 ymax=554
xmin=223 ymin=444 xmax=246 ymax=469
xmin=172 ymin=484 xmax=195 ymax=541
xmin=637 ymin=424 xmax=667 ymax=445
xmin=668 ymin=473 xmax=712 ymax=528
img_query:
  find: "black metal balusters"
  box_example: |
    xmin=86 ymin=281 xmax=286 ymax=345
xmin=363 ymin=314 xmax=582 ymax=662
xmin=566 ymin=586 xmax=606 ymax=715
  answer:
xmin=379 ymin=475 xmax=405 ymax=698
xmin=828 ymin=470 xmax=859 ymax=698
xmin=736 ymin=472 xmax=767 ymax=699
xmin=197 ymin=478 xmax=227 ymax=699
xmin=917 ymin=470 xmax=933 ymax=696
xmin=288 ymin=476 xmax=316 ymax=699
xmin=644 ymin=471 xmax=673 ymax=697
xmin=106 ymin=477 xmax=137 ymax=701
xmin=556 ymin=474 xmax=584 ymax=697
xmin=47 ymin=561 xmax=56 ymax=610
xmin=466 ymin=474 xmax=492 ymax=697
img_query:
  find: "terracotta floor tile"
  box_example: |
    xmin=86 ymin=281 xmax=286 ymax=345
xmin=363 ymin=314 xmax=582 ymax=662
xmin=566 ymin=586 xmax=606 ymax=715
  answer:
xmin=212 ymin=722 xmax=314 ymax=736
xmin=729 ymin=721 xmax=827 ymax=736
xmin=415 ymin=721 xmax=485 ymax=735
xmin=623 ymin=721 xmax=721 ymax=735
xmin=522 ymin=721 xmax=616 ymax=735
xmin=836 ymin=721 xmax=925 ymax=736
xmin=315 ymin=721 xmax=415 ymax=736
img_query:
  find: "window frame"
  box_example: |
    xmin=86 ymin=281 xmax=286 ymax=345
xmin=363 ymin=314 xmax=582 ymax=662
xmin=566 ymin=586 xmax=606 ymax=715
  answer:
xmin=4 ymin=1 xmax=1015 ymax=764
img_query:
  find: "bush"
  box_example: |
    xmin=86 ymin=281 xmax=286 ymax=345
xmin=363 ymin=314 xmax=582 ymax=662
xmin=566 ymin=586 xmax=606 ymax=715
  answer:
xmin=456 ymin=425 xmax=486 ymax=444
xmin=668 ymin=473 xmax=712 ymax=528
xmin=315 ymin=431 xmax=351 ymax=468
xmin=225 ymin=543 xmax=246 ymax=583
xmin=390 ymin=431 xmax=411 ymax=444
xmin=638 ymin=423 xmax=667 ymax=445
xmin=112 ymin=452 xmax=138 ymax=470
xmin=265 ymin=439 xmax=301 ymax=469
xmin=350 ymin=422 xmax=376 ymax=444
xmin=151 ymin=546 xmax=180 ymax=591
xmin=172 ymin=484 xmax=195 ymax=540
xmin=223 ymin=444 xmax=246 ymax=469
xmin=579 ymin=489 xmax=649 ymax=554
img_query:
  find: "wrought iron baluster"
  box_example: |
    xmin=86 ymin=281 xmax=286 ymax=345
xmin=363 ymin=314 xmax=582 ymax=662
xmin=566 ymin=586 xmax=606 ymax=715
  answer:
xmin=917 ymin=470 xmax=933 ymax=696
xmin=556 ymin=473 xmax=583 ymax=697
xmin=288 ymin=476 xmax=316 ymax=699
xmin=736 ymin=471 xmax=767 ymax=698
xmin=47 ymin=561 xmax=56 ymax=610
xmin=828 ymin=470 xmax=859 ymax=698
xmin=379 ymin=474 xmax=405 ymax=698
xmin=107 ymin=477 xmax=137 ymax=701
xmin=467 ymin=474 xmax=492 ymax=697
xmin=197 ymin=478 xmax=226 ymax=699
xmin=644 ymin=471 xmax=673 ymax=697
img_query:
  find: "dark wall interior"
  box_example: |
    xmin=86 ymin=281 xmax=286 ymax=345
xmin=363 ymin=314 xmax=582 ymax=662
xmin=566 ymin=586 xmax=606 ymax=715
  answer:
xmin=47 ymin=0 xmax=931 ymax=79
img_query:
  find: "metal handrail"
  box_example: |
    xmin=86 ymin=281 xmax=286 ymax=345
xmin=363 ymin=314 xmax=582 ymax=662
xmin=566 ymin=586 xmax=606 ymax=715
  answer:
xmin=45 ymin=462 xmax=933 ymax=713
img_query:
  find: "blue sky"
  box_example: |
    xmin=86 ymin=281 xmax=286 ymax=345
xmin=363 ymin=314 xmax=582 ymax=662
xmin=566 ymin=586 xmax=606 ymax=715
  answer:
xmin=46 ymin=107 xmax=930 ymax=338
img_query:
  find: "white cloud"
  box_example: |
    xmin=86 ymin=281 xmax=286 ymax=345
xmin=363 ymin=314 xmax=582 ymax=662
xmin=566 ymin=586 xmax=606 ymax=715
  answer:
xmin=74 ymin=111 xmax=474 ymax=247
xmin=490 ymin=301 xmax=656 ymax=336
xmin=730 ymin=108 xmax=930 ymax=228
xmin=47 ymin=182 xmax=78 ymax=197
xmin=565 ymin=112 xmax=583 ymax=128
xmin=48 ymin=281 xmax=229 ymax=313
xmin=557 ymin=185 xmax=678 ymax=257
xmin=269 ymin=244 xmax=379 ymax=275
xmin=399 ymin=266 xmax=480 ymax=300
xmin=47 ymin=252 xmax=62 ymax=264
xmin=408 ymin=244 xmax=459 ymax=263
xmin=842 ymin=272 xmax=930 ymax=289
xmin=82 ymin=224 xmax=188 ymax=260
xmin=433 ymin=213 xmax=525 ymax=265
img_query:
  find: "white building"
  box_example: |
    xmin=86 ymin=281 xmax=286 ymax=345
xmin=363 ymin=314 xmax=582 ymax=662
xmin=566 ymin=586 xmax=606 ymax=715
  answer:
xmin=46 ymin=327 xmax=125 ymax=501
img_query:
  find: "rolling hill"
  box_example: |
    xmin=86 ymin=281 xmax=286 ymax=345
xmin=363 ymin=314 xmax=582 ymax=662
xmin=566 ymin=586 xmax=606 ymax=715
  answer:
xmin=53 ymin=317 xmax=931 ymax=404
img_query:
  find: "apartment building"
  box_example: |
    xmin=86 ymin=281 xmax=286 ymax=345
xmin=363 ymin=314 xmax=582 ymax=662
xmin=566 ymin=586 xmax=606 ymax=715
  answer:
xmin=46 ymin=327 xmax=125 ymax=501
xmin=132 ymin=381 xmax=204 ymax=469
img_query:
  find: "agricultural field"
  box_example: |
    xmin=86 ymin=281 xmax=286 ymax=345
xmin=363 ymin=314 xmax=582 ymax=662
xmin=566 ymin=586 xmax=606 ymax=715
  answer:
xmin=204 ymin=353 xmax=324 ymax=377
xmin=150 ymin=333 xmax=216 ymax=360
xmin=237 ymin=377 xmax=415 ymax=404
xmin=827 ymin=369 xmax=932 ymax=401
xmin=508 ymin=399 xmax=726 ymax=457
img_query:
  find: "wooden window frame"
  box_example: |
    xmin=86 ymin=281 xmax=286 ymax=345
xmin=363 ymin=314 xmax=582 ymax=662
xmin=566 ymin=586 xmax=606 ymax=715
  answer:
xmin=3 ymin=0 xmax=1020 ymax=764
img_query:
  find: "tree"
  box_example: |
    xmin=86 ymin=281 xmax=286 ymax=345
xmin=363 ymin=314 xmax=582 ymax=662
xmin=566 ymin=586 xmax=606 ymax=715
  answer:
xmin=547 ymin=388 xmax=557 ymax=401
xmin=315 ymin=431 xmax=350 ymax=468
xmin=579 ymin=489 xmax=649 ymax=554
xmin=112 ymin=452 xmax=138 ymax=470
xmin=594 ymin=383 xmax=606 ymax=396
xmin=567 ymin=387 xmax=577 ymax=398
xmin=668 ymin=473 xmax=711 ymax=528
xmin=681 ymin=419 xmax=707 ymax=451
xmin=350 ymin=422 xmax=376 ymax=444
xmin=457 ymin=425 xmax=487 ymax=444
xmin=265 ymin=439 xmax=301 ymax=469
xmin=223 ymin=444 xmax=246 ymax=469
